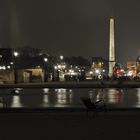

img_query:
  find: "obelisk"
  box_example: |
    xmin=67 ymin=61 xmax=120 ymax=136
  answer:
xmin=109 ymin=17 xmax=115 ymax=77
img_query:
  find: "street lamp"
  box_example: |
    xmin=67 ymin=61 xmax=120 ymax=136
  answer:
xmin=13 ymin=51 xmax=19 ymax=84
xmin=60 ymin=55 xmax=63 ymax=60
xmin=13 ymin=51 xmax=19 ymax=57
xmin=43 ymin=57 xmax=48 ymax=82
xmin=44 ymin=57 xmax=48 ymax=62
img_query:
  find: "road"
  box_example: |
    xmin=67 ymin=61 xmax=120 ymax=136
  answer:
xmin=0 ymin=80 xmax=140 ymax=88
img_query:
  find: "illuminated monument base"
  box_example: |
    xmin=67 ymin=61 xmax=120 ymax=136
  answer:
xmin=109 ymin=61 xmax=115 ymax=77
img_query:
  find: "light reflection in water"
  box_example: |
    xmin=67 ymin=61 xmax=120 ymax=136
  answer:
xmin=43 ymin=95 xmax=49 ymax=103
xmin=57 ymin=93 xmax=67 ymax=104
xmin=96 ymin=89 xmax=105 ymax=101
xmin=89 ymin=90 xmax=94 ymax=99
xmin=114 ymin=89 xmax=121 ymax=103
xmin=42 ymin=88 xmax=50 ymax=106
xmin=135 ymin=89 xmax=140 ymax=107
xmin=107 ymin=89 xmax=117 ymax=103
xmin=67 ymin=89 xmax=73 ymax=104
xmin=11 ymin=96 xmax=23 ymax=107
xmin=54 ymin=88 xmax=73 ymax=107
xmin=56 ymin=88 xmax=67 ymax=104
xmin=1 ymin=88 xmax=140 ymax=108
xmin=11 ymin=88 xmax=23 ymax=94
xmin=55 ymin=88 xmax=66 ymax=93
xmin=106 ymin=89 xmax=121 ymax=104
xmin=41 ymin=94 xmax=49 ymax=107
xmin=42 ymin=88 xmax=49 ymax=94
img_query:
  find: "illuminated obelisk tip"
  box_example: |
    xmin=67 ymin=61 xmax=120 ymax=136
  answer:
xmin=109 ymin=17 xmax=115 ymax=77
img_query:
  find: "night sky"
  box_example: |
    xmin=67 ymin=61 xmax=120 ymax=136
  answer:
xmin=1 ymin=0 xmax=140 ymax=65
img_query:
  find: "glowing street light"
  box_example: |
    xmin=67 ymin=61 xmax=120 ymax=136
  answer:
xmin=13 ymin=51 xmax=19 ymax=57
xmin=60 ymin=55 xmax=63 ymax=60
xmin=44 ymin=58 xmax=48 ymax=62
xmin=10 ymin=62 xmax=14 ymax=65
xmin=0 ymin=66 xmax=6 ymax=70
xmin=54 ymin=66 xmax=57 ymax=70
xmin=7 ymin=66 xmax=11 ymax=69
xmin=102 ymin=69 xmax=105 ymax=73
xmin=89 ymin=71 xmax=93 ymax=74
xmin=95 ymin=69 xmax=100 ymax=74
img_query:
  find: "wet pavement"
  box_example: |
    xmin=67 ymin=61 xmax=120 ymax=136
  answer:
xmin=0 ymin=88 xmax=140 ymax=109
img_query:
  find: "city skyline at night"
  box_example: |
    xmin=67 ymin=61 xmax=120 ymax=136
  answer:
xmin=1 ymin=2 xmax=140 ymax=140
xmin=1 ymin=0 xmax=140 ymax=65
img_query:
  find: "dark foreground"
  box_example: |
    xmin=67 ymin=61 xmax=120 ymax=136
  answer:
xmin=1 ymin=109 xmax=140 ymax=140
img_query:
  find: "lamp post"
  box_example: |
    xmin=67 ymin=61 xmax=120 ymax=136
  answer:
xmin=44 ymin=57 xmax=48 ymax=82
xmin=13 ymin=51 xmax=19 ymax=84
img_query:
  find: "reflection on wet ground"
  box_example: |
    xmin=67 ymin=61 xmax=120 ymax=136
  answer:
xmin=0 ymin=88 xmax=140 ymax=108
